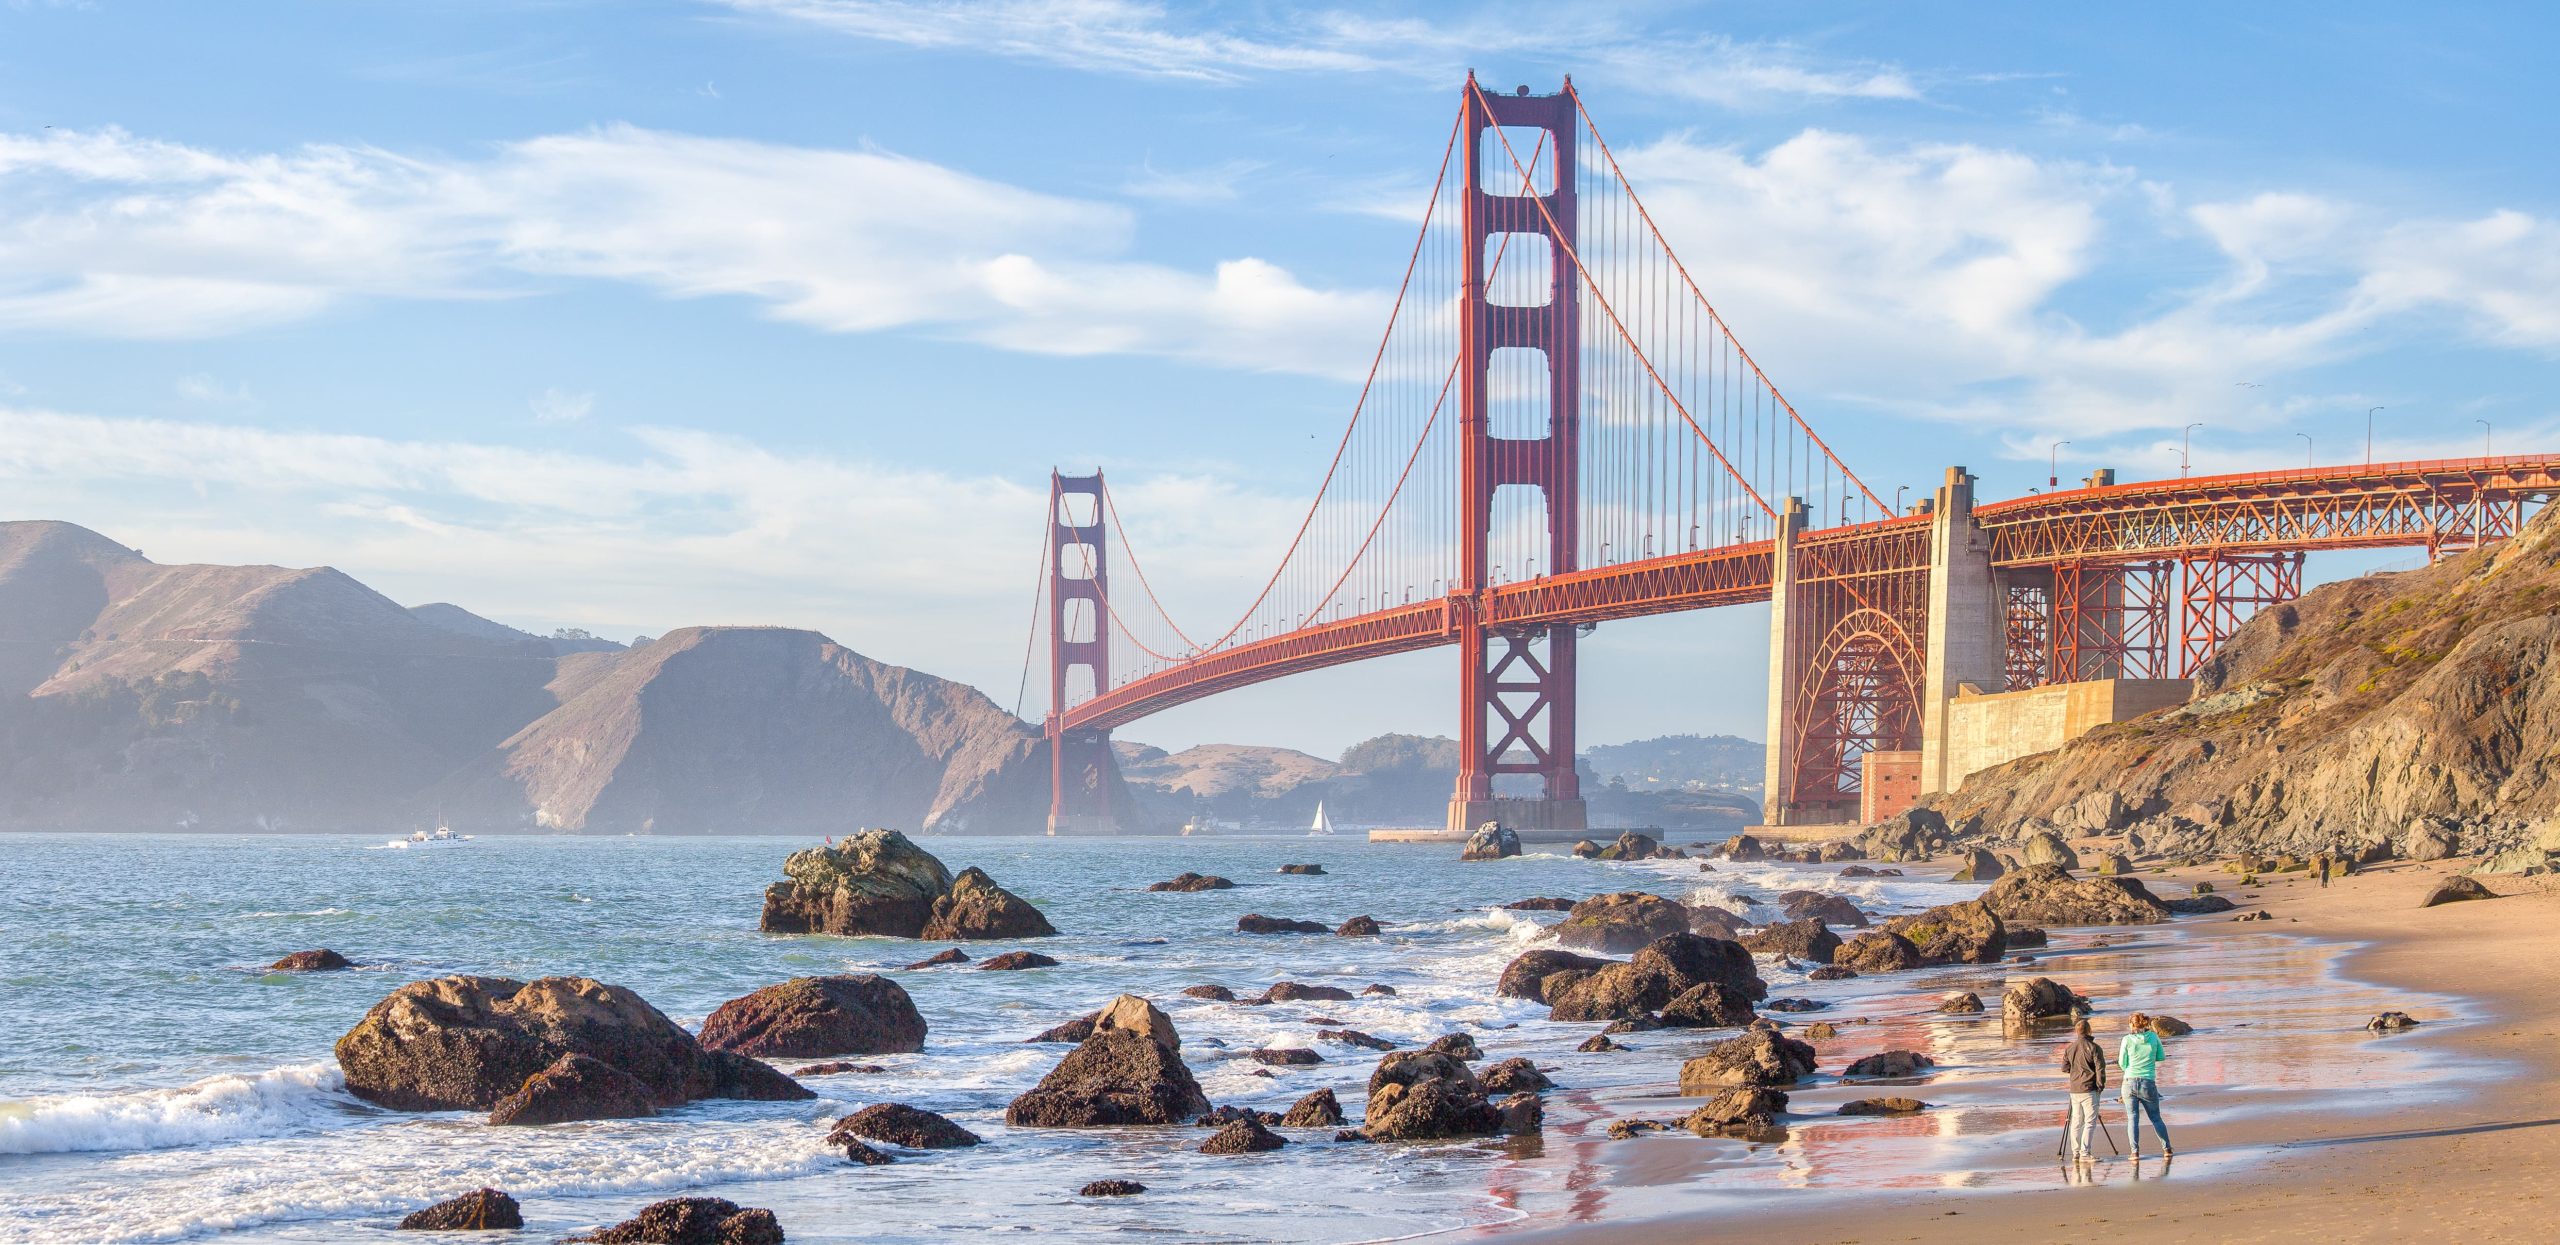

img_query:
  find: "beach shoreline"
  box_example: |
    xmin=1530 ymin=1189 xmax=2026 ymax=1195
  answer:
xmin=1507 ymin=858 xmax=2560 ymax=1244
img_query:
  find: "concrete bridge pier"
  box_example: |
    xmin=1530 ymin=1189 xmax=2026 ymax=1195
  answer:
xmin=1918 ymin=466 xmax=2007 ymax=797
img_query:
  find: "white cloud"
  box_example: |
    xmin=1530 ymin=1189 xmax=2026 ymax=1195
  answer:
xmin=174 ymin=372 xmax=254 ymax=405
xmin=529 ymin=387 xmax=593 ymax=423
xmin=1122 ymin=157 xmax=1263 ymax=204
xmin=715 ymin=0 xmax=1921 ymax=104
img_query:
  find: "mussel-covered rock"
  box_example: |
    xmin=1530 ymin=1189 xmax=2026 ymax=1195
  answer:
xmin=698 ymin=975 xmax=927 ymax=1058
xmin=1006 ymin=995 xmax=1212 ymax=1127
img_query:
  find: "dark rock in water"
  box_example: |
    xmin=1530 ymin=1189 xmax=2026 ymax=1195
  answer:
xmin=1250 ymin=1047 xmax=1322 ymax=1066
xmin=1686 ymin=905 xmax=1748 ymax=938
xmin=1807 ymin=966 xmax=1857 ymax=981
xmin=2005 ymin=927 xmax=2050 ymax=948
xmin=1549 ymin=932 xmax=1766 ymax=1023
xmin=1695 ymin=861 xmax=1718 ymax=872
xmin=573 ymin=1197 xmax=781 ymax=1245
xmin=698 ymin=975 xmax=927 ymax=1058
xmin=1195 ymin=1105 xmax=1283 ymax=1126
xmin=2421 ymin=876 xmax=2497 ymax=907
xmin=1496 ymin=948 xmax=1612 ymax=1001
xmin=758 ymin=829 xmax=954 ymax=937
xmin=1478 ymin=1057 xmax=1552 ymax=1093
xmin=701 ymin=1050 xmax=814 ymax=1102
xmin=1318 ymin=1028 xmax=1394 ymax=1051
xmin=1835 ymin=930 xmax=1924 ymax=974
xmin=1982 ymin=864 xmax=2169 ymax=926
xmin=269 ymin=949 xmax=353 ymax=972
xmin=829 ymin=1102 xmax=982 ymax=1149
xmin=1281 ymin=1087 xmax=1343 ymax=1126
xmin=487 ymin=1052 xmax=658 ymax=1126
xmin=1500 ymin=897 xmax=1575 ymax=911
xmin=2168 ymin=894 xmax=2238 ymax=914
xmin=399 ymin=1188 xmax=522 ymax=1231
xmin=1678 ymin=1030 xmax=1816 ymax=1092
xmin=1423 ymin=1033 xmax=1481 ymax=1060
xmin=1336 ymin=915 xmax=1383 ymax=937
xmin=1602 ymin=1015 xmax=1662 ymax=1034
xmin=1739 ymin=917 xmax=1842 ymax=964
xmin=1818 ymin=840 xmax=1866 ymax=863
xmin=1881 ymin=900 xmax=2008 ymax=965
xmin=2151 ymin=1015 xmax=2194 ymax=1037
xmin=978 ymin=951 xmax=1060 ymax=971
xmin=1553 ymin=892 xmax=1692 ymax=953
xmin=1778 ymin=892 xmax=1870 ymax=928
xmin=2000 ymin=976 xmax=2087 ymax=1027
xmin=1200 ymin=1116 xmax=1288 ymax=1154
xmin=923 ymin=866 xmax=1057 ymax=941
xmin=1838 ymin=865 xmax=1880 ymax=878
xmin=1256 ymin=982 xmax=1356 ymax=1004
xmin=1237 ymin=914 xmax=1329 ymax=935
xmin=1718 ymin=834 xmax=1769 ymax=862
xmin=1571 ymin=839 xmax=1601 ymax=858
xmin=841 ymin=1138 xmax=895 ymax=1165
xmin=1079 ymin=1179 xmax=1144 ymax=1197
xmin=1659 ymin=982 xmax=1757 ymax=1029
xmin=1148 ymin=872 xmax=1234 ymax=892
xmin=1180 ymin=984 xmax=1236 ymax=1001
xmin=1278 ymin=864 xmax=1326 ymax=875
xmin=1577 ymin=1034 xmax=1627 ymax=1053
xmin=1681 ymin=1087 xmax=1787 ymax=1137
xmin=1802 ymin=1022 xmax=1839 ymax=1041
xmin=1596 ymin=831 xmax=1664 ymax=861
xmin=1839 ymin=1097 xmax=1929 ymax=1115
xmin=1461 ymin=821 xmax=1523 ymax=861
xmin=1029 ymin=1012 xmax=1099 ymax=1043
xmin=1843 ymin=1050 xmax=1935 ymax=1079
xmin=1606 ymin=1118 xmax=1668 ymax=1139
xmin=1762 ymin=997 xmax=1825 ymax=1013
xmin=1006 ymin=995 xmax=1212 ymax=1127
xmin=1938 ymin=991 xmax=1984 ymax=1014
xmin=795 ymin=1061 xmax=886 ymax=1076
xmin=1360 ymin=1050 xmax=1503 ymax=1141
xmin=1496 ymin=1090 xmax=1543 ymax=1135
xmin=2366 ymin=1010 xmax=2423 ymax=1032
xmin=1361 ymin=983 xmax=1398 ymax=997
xmin=902 ymin=948 xmax=970 ymax=969
xmin=337 ymin=975 xmax=772 ymax=1113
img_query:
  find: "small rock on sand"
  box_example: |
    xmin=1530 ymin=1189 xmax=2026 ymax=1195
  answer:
xmin=1938 ymin=991 xmax=1984 ymax=1014
xmin=1839 ymin=1097 xmax=1929 ymax=1115
xmin=2366 ymin=1011 xmax=2423 ymax=1032
xmin=2421 ymin=876 xmax=2497 ymax=907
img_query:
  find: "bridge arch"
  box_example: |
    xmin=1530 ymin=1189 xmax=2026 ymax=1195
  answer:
xmin=1783 ymin=606 xmax=1924 ymax=823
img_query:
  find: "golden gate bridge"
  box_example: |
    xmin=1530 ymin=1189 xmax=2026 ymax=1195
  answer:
xmin=1031 ymin=76 xmax=2560 ymax=834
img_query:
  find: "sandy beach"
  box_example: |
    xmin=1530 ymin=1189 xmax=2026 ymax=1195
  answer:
xmin=1520 ymin=858 xmax=2560 ymax=1244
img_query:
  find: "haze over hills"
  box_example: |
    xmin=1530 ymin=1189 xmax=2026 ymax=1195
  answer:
xmin=0 ymin=520 xmax=1089 ymax=834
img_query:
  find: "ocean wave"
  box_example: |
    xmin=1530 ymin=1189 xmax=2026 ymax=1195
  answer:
xmin=0 ymin=1063 xmax=349 ymax=1156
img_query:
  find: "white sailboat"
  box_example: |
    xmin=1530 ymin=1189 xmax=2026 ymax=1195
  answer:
xmin=1307 ymin=801 xmax=1336 ymax=837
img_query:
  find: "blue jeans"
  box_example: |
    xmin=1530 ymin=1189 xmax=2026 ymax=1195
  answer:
xmin=2124 ymin=1077 xmax=2170 ymax=1152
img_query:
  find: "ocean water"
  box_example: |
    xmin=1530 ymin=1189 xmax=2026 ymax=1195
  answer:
xmin=0 ymin=833 xmax=2480 ymax=1244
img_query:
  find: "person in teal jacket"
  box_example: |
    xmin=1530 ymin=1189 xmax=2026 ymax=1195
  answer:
xmin=2119 ymin=1013 xmax=2173 ymax=1157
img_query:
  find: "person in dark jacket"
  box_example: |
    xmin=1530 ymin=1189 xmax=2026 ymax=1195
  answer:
xmin=2061 ymin=1019 xmax=2107 ymax=1162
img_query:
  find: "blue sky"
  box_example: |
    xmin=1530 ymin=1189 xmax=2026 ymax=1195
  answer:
xmin=2 ymin=1 xmax=2554 ymax=758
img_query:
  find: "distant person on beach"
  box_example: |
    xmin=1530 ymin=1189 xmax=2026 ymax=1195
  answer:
xmin=2120 ymin=1013 xmax=2173 ymax=1157
xmin=2062 ymin=1019 xmax=2107 ymax=1162
xmin=2315 ymin=852 xmax=2333 ymax=887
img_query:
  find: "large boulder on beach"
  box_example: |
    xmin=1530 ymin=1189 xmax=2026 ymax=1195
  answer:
xmin=335 ymin=975 xmax=802 ymax=1112
xmin=697 ymin=975 xmax=926 ymax=1058
xmin=1949 ymin=847 xmax=2005 ymax=882
xmin=1678 ymin=1029 xmax=1816 ymax=1092
xmin=1496 ymin=948 xmax=1613 ymax=1002
xmin=1461 ymin=822 xmax=1522 ymax=861
xmin=486 ymin=1052 xmax=657 ymax=1125
xmin=2019 ymin=830 xmax=2081 ymax=871
xmin=1006 ymin=995 xmax=1211 ymax=1127
xmin=1982 ymin=864 xmax=2169 ymax=925
xmin=1360 ymin=1050 xmax=1505 ymax=1140
xmin=1717 ymin=833 xmax=1769 ymax=861
xmin=1738 ymin=917 xmax=1841 ymax=964
xmin=573 ymin=1197 xmax=781 ymax=1245
xmin=1553 ymin=892 xmax=1692 ymax=953
xmin=1834 ymin=930 xmax=1924 ymax=974
xmin=1858 ymin=808 xmax=1945 ymax=862
xmin=758 ymin=829 xmax=954 ymax=937
xmin=1547 ymin=933 xmax=1764 ymax=1023
xmin=2421 ymin=876 xmax=2498 ymax=907
xmin=1596 ymin=831 xmax=1664 ymax=861
xmin=1882 ymin=900 xmax=2008 ymax=964
xmin=1282 ymin=1087 xmax=1344 ymax=1126
xmin=400 ymin=1188 xmax=523 ymax=1231
xmin=2000 ymin=977 xmax=2087 ymax=1028
xmin=922 ymin=866 xmax=1056 ymax=940
xmin=1658 ymin=982 xmax=1758 ymax=1028
xmin=1681 ymin=1087 xmax=1787 ymax=1137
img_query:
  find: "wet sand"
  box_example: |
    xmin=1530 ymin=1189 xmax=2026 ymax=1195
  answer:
xmin=1509 ymin=858 xmax=2560 ymax=1244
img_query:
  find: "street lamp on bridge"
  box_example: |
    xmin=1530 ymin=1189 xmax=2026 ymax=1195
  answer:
xmin=2297 ymin=431 xmax=2313 ymax=467
xmin=2367 ymin=406 xmax=2384 ymax=464
xmin=2182 ymin=423 xmax=2203 ymax=477
xmin=2478 ymin=419 xmax=2493 ymax=456
xmin=2049 ymin=440 xmax=2069 ymax=488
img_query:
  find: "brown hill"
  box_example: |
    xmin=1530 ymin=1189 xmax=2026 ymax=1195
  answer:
xmin=1935 ymin=505 xmax=2560 ymax=860
xmin=1120 ymin=742 xmax=1340 ymax=799
xmin=441 ymin=626 xmax=1070 ymax=835
xmin=0 ymin=521 xmax=1102 ymax=835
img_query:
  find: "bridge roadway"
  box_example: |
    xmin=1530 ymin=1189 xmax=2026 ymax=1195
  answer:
xmin=1059 ymin=454 xmax=2560 ymax=734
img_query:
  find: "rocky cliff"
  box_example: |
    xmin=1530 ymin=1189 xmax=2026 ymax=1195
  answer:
xmin=0 ymin=520 xmax=1087 ymax=834
xmin=1933 ymin=504 xmax=2560 ymax=860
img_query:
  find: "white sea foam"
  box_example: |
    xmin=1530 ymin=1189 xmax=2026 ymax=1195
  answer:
xmin=0 ymin=1063 xmax=348 ymax=1156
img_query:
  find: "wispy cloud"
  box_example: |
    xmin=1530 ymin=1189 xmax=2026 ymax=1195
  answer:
xmin=715 ymin=0 xmax=1922 ymax=105
xmin=174 ymin=372 xmax=254 ymax=405
xmin=0 ymin=124 xmax=1390 ymax=377
xmin=529 ymin=387 xmax=593 ymax=423
xmin=1122 ymin=156 xmax=1263 ymax=204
